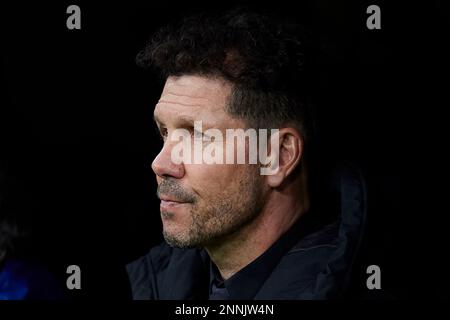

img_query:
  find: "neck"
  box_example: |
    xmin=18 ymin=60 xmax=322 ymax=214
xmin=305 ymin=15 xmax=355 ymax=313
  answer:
xmin=204 ymin=189 xmax=306 ymax=280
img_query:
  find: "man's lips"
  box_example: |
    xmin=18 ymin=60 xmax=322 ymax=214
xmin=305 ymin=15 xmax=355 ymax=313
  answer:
xmin=159 ymin=195 xmax=186 ymax=203
xmin=159 ymin=196 xmax=191 ymax=209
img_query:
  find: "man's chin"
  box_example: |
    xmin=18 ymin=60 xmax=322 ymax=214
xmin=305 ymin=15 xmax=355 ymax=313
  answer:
xmin=162 ymin=230 xmax=198 ymax=249
xmin=161 ymin=222 xmax=196 ymax=248
xmin=160 ymin=205 xmax=191 ymax=221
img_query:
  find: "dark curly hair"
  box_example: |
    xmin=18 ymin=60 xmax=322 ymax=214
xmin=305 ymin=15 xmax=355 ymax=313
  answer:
xmin=137 ymin=8 xmax=314 ymax=145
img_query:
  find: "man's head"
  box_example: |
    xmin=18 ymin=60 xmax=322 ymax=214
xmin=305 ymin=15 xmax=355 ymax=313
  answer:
xmin=139 ymin=9 xmax=313 ymax=248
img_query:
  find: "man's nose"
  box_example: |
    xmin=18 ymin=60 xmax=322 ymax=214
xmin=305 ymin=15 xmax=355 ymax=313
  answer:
xmin=151 ymin=142 xmax=185 ymax=179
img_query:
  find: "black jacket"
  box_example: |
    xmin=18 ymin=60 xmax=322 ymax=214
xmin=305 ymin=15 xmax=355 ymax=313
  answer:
xmin=126 ymin=166 xmax=367 ymax=299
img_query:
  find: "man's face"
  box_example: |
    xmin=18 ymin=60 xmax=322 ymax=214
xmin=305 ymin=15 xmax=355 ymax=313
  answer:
xmin=152 ymin=75 xmax=266 ymax=248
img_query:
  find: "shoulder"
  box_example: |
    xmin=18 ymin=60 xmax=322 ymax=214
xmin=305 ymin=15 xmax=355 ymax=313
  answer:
xmin=127 ymin=242 xmax=173 ymax=275
xmin=126 ymin=242 xmax=208 ymax=299
xmin=126 ymin=242 xmax=172 ymax=300
xmin=256 ymin=222 xmax=341 ymax=299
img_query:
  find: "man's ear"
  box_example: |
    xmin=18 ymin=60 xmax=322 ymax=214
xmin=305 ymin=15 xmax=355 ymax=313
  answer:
xmin=265 ymin=128 xmax=303 ymax=188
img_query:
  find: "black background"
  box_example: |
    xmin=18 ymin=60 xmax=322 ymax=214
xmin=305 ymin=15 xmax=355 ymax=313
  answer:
xmin=1 ymin=1 xmax=449 ymax=299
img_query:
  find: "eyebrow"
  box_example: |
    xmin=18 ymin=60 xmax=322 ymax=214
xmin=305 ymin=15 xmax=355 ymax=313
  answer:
xmin=153 ymin=113 xmax=199 ymax=127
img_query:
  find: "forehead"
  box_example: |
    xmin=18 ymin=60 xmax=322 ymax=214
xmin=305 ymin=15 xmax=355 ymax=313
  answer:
xmin=154 ymin=75 xmax=232 ymax=121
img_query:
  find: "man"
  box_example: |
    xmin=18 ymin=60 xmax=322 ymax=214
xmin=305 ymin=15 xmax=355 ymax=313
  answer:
xmin=126 ymin=9 xmax=367 ymax=300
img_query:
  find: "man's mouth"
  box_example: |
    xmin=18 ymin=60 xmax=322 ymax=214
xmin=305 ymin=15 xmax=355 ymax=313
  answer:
xmin=159 ymin=195 xmax=191 ymax=209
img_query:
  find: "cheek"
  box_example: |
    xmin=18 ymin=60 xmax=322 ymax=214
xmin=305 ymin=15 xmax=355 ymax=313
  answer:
xmin=185 ymin=163 xmax=246 ymax=198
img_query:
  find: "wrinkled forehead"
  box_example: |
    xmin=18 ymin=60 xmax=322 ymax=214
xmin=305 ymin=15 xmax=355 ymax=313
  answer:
xmin=158 ymin=75 xmax=232 ymax=114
